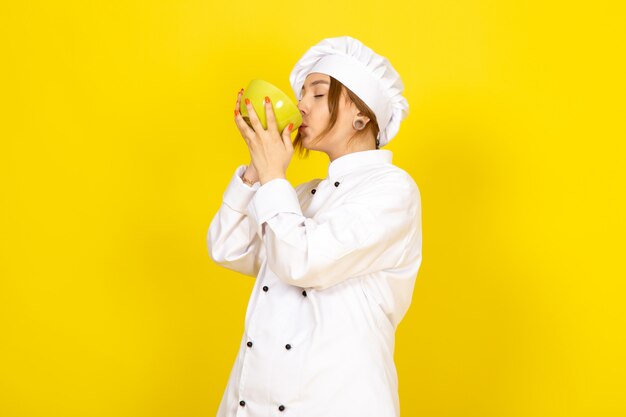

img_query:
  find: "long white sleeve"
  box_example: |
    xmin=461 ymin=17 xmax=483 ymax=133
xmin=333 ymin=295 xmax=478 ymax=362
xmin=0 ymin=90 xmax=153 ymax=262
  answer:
xmin=246 ymin=172 xmax=421 ymax=290
xmin=207 ymin=164 xmax=264 ymax=277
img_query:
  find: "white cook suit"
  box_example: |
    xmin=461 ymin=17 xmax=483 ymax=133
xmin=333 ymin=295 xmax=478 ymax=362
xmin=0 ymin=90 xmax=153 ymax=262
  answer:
xmin=207 ymin=149 xmax=422 ymax=417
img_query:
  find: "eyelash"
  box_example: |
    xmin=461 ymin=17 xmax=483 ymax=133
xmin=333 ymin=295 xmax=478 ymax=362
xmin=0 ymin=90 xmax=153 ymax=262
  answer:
xmin=298 ymin=95 xmax=325 ymax=102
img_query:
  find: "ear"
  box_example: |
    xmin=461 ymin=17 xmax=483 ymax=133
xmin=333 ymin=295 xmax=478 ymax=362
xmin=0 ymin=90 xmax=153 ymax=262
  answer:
xmin=357 ymin=112 xmax=370 ymax=124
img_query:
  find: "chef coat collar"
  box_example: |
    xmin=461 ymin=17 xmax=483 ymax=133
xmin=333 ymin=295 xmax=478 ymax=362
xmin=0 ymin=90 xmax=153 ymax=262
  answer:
xmin=327 ymin=149 xmax=393 ymax=181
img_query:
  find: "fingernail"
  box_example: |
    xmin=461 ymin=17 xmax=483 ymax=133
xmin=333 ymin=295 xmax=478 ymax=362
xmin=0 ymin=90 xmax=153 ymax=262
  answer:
xmin=265 ymin=96 xmax=270 ymax=103
xmin=245 ymin=98 xmax=250 ymax=105
xmin=288 ymin=123 xmax=293 ymax=130
xmin=234 ymin=109 xmax=239 ymax=116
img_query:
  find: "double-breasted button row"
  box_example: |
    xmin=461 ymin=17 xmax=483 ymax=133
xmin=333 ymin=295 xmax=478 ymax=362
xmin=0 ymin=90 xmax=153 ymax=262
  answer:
xmin=262 ymin=285 xmax=307 ymax=297
xmin=311 ymin=181 xmax=340 ymax=194
xmin=244 ymin=280 xmax=293 ymax=413
xmin=245 ymin=340 xmax=293 ymax=350
xmin=238 ymin=400 xmax=286 ymax=412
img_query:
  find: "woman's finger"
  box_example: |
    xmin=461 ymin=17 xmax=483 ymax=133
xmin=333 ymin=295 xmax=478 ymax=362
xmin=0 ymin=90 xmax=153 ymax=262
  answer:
xmin=234 ymin=88 xmax=243 ymax=115
xmin=264 ymin=96 xmax=279 ymax=134
xmin=234 ymin=110 xmax=255 ymax=143
xmin=234 ymin=89 xmax=255 ymax=140
xmin=282 ymin=123 xmax=294 ymax=152
xmin=244 ymin=97 xmax=264 ymax=135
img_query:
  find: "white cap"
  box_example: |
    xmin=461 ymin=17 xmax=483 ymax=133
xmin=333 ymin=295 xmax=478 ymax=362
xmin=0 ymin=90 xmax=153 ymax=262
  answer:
xmin=289 ymin=35 xmax=409 ymax=147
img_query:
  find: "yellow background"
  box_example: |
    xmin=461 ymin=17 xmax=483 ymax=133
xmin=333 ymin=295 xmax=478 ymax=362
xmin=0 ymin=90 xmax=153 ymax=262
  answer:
xmin=1 ymin=1 xmax=624 ymax=416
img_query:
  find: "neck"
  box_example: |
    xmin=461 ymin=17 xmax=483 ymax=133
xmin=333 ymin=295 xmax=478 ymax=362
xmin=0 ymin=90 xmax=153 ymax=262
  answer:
xmin=328 ymin=134 xmax=377 ymax=162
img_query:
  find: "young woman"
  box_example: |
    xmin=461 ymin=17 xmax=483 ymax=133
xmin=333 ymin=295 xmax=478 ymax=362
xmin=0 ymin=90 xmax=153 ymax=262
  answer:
xmin=208 ymin=36 xmax=422 ymax=417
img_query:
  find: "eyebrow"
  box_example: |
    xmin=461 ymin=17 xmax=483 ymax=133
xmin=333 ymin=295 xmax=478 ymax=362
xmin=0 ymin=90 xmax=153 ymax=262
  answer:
xmin=301 ymin=80 xmax=330 ymax=91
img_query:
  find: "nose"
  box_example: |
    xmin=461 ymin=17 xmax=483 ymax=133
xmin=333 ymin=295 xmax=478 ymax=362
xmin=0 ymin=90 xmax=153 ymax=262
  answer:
xmin=297 ymin=98 xmax=308 ymax=115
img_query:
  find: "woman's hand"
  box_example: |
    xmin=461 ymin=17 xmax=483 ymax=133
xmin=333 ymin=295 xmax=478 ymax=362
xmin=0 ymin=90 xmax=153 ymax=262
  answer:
xmin=234 ymin=90 xmax=294 ymax=185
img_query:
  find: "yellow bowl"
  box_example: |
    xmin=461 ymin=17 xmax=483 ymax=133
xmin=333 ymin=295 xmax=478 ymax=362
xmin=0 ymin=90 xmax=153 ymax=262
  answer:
xmin=240 ymin=79 xmax=302 ymax=132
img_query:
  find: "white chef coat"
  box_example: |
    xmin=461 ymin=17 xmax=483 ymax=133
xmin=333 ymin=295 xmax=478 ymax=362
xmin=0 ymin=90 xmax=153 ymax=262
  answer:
xmin=207 ymin=149 xmax=422 ymax=417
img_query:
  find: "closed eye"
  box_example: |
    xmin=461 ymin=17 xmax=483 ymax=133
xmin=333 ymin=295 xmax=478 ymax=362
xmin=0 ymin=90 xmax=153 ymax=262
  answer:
xmin=298 ymin=95 xmax=325 ymax=102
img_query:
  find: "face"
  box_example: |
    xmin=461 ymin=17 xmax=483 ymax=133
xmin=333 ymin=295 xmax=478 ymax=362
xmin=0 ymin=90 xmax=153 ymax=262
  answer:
xmin=297 ymin=73 xmax=367 ymax=155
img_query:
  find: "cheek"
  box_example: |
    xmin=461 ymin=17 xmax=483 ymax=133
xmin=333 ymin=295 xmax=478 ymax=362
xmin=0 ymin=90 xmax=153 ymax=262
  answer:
xmin=314 ymin=103 xmax=331 ymax=123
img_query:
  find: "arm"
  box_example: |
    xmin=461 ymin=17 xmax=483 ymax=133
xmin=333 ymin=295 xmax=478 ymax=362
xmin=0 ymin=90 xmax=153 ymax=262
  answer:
xmin=207 ymin=164 xmax=264 ymax=277
xmin=246 ymin=173 xmax=421 ymax=290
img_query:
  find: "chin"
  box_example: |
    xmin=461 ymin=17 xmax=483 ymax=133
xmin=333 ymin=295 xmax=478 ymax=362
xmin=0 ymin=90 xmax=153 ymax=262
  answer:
xmin=301 ymin=138 xmax=314 ymax=151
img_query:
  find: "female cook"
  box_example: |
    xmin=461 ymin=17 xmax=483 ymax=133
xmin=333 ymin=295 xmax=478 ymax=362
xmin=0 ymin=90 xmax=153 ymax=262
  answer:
xmin=208 ymin=35 xmax=422 ymax=417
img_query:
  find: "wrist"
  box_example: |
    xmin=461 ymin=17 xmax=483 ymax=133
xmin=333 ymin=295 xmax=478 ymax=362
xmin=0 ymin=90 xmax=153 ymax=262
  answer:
xmin=259 ymin=173 xmax=286 ymax=186
xmin=241 ymin=174 xmax=257 ymax=186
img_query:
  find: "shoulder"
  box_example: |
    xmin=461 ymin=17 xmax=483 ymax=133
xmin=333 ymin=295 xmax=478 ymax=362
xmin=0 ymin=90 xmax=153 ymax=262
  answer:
xmin=360 ymin=164 xmax=420 ymax=197
xmin=348 ymin=165 xmax=421 ymax=220
xmin=383 ymin=165 xmax=419 ymax=189
xmin=394 ymin=166 xmax=421 ymax=203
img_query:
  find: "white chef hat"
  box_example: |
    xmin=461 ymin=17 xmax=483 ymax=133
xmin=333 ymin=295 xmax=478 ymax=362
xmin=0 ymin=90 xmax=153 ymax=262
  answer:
xmin=289 ymin=35 xmax=409 ymax=147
